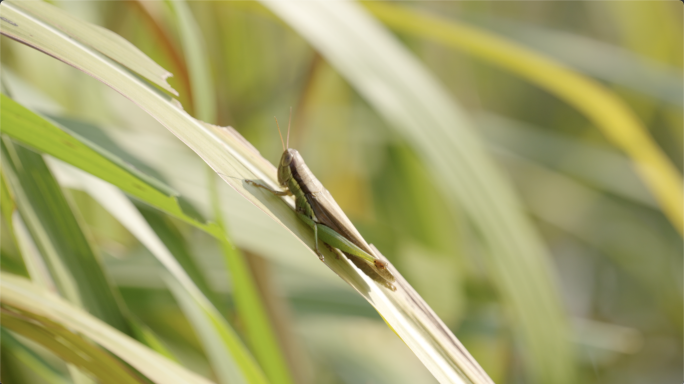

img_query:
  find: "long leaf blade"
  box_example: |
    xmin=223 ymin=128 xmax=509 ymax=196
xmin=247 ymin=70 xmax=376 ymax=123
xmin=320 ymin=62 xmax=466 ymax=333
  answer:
xmin=1 ymin=137 xmax=130 ymax=334
xmin=0 ymin=94 xmax=219 ymax=237
xmin=10 ymin=0 xmax=178 ymax=96
xmin=1 ymin=273 xmax=216 ymax=384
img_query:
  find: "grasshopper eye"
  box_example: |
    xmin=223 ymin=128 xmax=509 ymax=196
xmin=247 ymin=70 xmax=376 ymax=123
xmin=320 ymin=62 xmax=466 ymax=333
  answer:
xmin=281 ymin=152 xmax=293 ymax=166
xmin=280 ymin=148 xmax=297 ymax=167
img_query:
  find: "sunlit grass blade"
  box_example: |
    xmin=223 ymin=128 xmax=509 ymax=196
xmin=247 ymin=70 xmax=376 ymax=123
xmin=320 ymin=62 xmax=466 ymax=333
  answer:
xmin=363 ymin=2 xmax=683 ymax=235
xmin=10 ymin=0 xmax=177 ymax=96
xmin=1 ymin=137 xmax=131 ymax=334
xmin=0 ymin=273 xmax=215 ymax=384
xmin=260 ymin=1 xmax=568 ymax=383
xmin=2 ymin=311 xmax=145 ymax=384
xmin=489 ymin=18 xmax=682 ymax=105
xmin=209 ymin=170 xmax=295 ymax=384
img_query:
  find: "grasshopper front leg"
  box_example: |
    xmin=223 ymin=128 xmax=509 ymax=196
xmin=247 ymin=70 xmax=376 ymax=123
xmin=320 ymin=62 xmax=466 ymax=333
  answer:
xmin=246 ymin=180 xmax=326 ymax=260
xmin=245 ymin=180 xmax=293 ymax=196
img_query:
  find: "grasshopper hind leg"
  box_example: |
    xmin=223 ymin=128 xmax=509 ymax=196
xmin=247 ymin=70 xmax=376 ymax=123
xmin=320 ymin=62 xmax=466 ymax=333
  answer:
xmin=313 ymin=222 xmax=325 ymax=261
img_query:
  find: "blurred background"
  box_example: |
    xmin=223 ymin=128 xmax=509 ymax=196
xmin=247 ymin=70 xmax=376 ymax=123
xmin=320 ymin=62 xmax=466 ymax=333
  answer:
xmin=1 ymin=1 xmax=681 ymax=384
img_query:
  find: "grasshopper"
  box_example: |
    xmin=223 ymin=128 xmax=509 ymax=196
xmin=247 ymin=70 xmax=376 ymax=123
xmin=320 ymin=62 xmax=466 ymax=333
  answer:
xmin=245 ymin=113 xmax=396 ymax=290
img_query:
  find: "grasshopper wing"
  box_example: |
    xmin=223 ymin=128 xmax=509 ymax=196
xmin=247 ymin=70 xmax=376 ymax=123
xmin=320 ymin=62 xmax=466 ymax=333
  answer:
xmin=306 ymin=188 xmax=372 ymax=254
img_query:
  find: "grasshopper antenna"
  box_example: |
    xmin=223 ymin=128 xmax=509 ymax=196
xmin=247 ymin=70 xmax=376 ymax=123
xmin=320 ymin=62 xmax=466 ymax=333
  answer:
xmin=287 ymin=106 xmax=292 ymax=149
xmin=274 ymin=117 xmax=285 ymax=151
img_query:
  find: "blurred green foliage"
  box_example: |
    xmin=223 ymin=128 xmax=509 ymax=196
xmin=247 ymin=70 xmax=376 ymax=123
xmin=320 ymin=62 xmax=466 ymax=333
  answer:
xmin=1 ymin=1 xmax=681 ymax=384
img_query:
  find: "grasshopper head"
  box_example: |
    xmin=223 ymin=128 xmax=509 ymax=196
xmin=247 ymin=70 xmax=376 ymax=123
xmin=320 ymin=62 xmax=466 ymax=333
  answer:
xmin=277 ymin=148 xmax=297 ymax=186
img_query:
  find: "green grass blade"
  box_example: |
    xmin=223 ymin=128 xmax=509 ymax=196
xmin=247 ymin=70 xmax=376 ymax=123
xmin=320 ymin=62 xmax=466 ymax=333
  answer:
xmin=1 ymin=328 xmax=73 ymax=384
xmin=11 ymin=211 xmax=54 ymax=289
xmin=127 ymin=319 xmax=178 ymax=362
xmin=167 ymin=0 xmax=216 ymax=121
xmin=136 ymin=203 xmax=218 ymax=306
xmin=1 ymin=273 xmax=216 ymax=384
xmin=0 ymin=94 xmax=220 ymax=237
xmin=209 ymin=171 xmax=294 ymax=384
xmin=1 ymin=137 xmax=130 ymax=334
xmin=0 ymin=169 xmax=30 ymax=278
xmin=0 ymin=166 xmax=16 ymax=229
